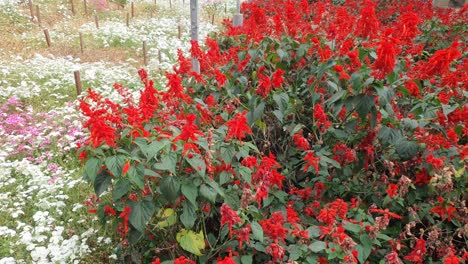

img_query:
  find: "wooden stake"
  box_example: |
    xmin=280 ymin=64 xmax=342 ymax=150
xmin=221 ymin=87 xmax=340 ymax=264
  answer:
xmin=131 ymin=2 xmax=135 ymax=18
xmin=43 ymin=29 xmax=51 ymax=47
xmin=158 ymin=49 xmax=162 ymax=63
xmin=79 ymin=32 xmax=84 ymax=53
xmin=36 ymin=5 xmax=41 ymax=27
xmin=143 ymin=41 xmax=147 ymax=66
xmin=169 ymin=0 xmax=172 ymax=8
xmin=83 ymin=0 xmax=88 ymax=15
xmin=190 ymin=0 xmax=200 ymax=73
xmin=29 ymin=0 xmax=34 ymax=22
xmin=71 ymin=0 xmax=75 ymax=15
xmin=94 ymin=14 xmax=99 ymax=29
xmin=211 ymin=13 xmax=214 ymax=24
xmin=177 ymin=24 xmax=181 ymax=39
xmin=126 ymin=13 xmax=129 ymax=27
xmin=74 ymin=71 xmax=82 ymax=96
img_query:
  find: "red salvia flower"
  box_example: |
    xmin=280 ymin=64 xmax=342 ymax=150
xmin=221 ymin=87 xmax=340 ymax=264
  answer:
xmin=372 ymin=36 xmax=398 ymax=79
xmin=313 ymin=104 xmax=331 ymax=132
xmin=403 ymin=238 xmax=427 ymax=264
xmin=444 ymin=252 xmax=460 ymax=264
xmin=271 ymin=69 xmax=285 ymax=88
xmin=303 ymin=151 xmax=320 ymax=173
xmin=173 ymin=114 xmax=203 ymax=142
xmin=386 ymin=183 xmax=398 ymax=198
xmin=255 ymin=73 xmax=272 ymax=98
xmin=225 ymin=111 xmax=252 ymax=142
xmin=220 ymin=203 xmax=242 ymax=237
xmin=174 ymin=256 xmax=195 ymax=264
xmin=259 ymin=212 xmax=288 ymax=242
xmin=369 ymin=208 xmax=403 ymax=220
xmin=265 ymin=242 xmax=285 ymax=262
xmin=217 ymin=256 xmax=236 ymax=264
xmin=122 ymin=162 xmax=130 ymax=175
xmin=415 ymin=42 xmax=462 ymax=79
xmin=104 ymin=205 xmax=116 ymax=216
xmin=214 ymin=69 xmax=227 ymax=87
xmin=293 ymin=130 xmax=310 ymax=151
xmin=119 ymin=206 xmax=132 ymax=237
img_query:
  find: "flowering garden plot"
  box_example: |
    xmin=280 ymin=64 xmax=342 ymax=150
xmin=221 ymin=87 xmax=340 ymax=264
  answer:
xmin=78 ymin=0 xmax=467 ymax=263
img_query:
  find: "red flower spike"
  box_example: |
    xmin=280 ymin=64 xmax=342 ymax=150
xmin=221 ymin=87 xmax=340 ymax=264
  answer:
xmin=225 ymin=111 xmax=252 ymax=142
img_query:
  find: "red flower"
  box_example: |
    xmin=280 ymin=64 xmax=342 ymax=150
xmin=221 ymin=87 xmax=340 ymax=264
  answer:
xmin=255 ymin=74 xmax=272 ymax=98
xmin=426 ymin=154 xmax=445 ymax=170
xmin=369 ymin=208 xmax=402 ymax=220
xmin=293 ymin=130 xmax=310 ymax=151
xmin=174 ymin=114 xmax=204 ymax=142
xmin=151 ymin=258 xmax=161 ymax=264
xmin=303 ymin=151 xmax=320 ymax=173
xmin=220 ymin=203 xmax=242 ymax=237
xmin=271 ymin=69 xmax=285 ymax=88
xmin=403 ymin=238 xmax=426 ymax=264
xmin=313 ymin=104 xmax=331 ymax=131
xmin=214 ymin=69 xmax=227 ymax=87
xmin=372 ymin=38 xmax=398 ymax=79
xmin=104 ymin=205 xmax=116 ymax=216
xmin=119 ymin=206 xmax=132 ymax=237
xmin=259 ymin=212 xmax=288 ymax=242
xmin=225 ymin=111 xmax=252 ymax=141
xmin=122 ymin=162 xmax=130 ymax=175
xmin=386 ymin=183 xmax=398 ymax=198
xmin=217 ymin=256 xmax=236 ymax=264
xmin=317 ymin=207 xmax=338 ymax=225
xmin=444 ymin=253 xmax=460 ymax=264
xmin=174 ymin=256 xmax=195 ymax=264
xmin=265 ymin=242 xmax=285 ymax=262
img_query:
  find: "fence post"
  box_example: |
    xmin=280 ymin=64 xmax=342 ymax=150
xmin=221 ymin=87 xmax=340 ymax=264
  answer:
xmin=71 ymin=0 xmax=75 ymax=15
xmin=29 ymin=0 xmax=34 ymax=21
xmin=79 ymin=32 xmax=84 ymax=53
xmin=131 ymin=2 xmax=135 ymax=17
xmin=190 ymin=0 xmax=200 ymax=73
xmin=94 ymin=14 xmax=99 ymax=29
xmin=83 ymin=0 xmax=88 ymax=15
xmin=143 ymin=41 xmax=147 ymax=66
xmin=233 ymin=0 xmax=243 ymax=27
xmin=74 ymin=71 xmax=82 ymax=96
xmin=36 ymin=5 xmax=42 ymax=27
xmin=43 ymin=29 xmax=51 ymax=47
xmin=126 ymin=13 xmax=130 ymax=26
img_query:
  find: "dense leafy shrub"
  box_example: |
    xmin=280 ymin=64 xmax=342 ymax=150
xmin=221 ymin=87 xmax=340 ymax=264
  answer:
xmin=78 ymin=0 xmax=467 ymax=263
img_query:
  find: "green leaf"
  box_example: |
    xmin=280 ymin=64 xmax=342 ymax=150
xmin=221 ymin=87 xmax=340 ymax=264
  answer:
xmin=154 ymin=153 xmax=177 ymax=174
xmin=185 ymin=154 xmax=206 ymax=177
xmin=356 ymin=235 xmax=373 ymax=263
xmin=273 ymin=93 xmax=289 ymax=113
xmin=240 ymin=255 xmax=253 ymax=264
xmin=159 ymin=177 xmax=180 ymax=202
xmin=200 ymin=184 xmax=217 ymax=203
xmin=181 ymin=184 xmax=198 ymax=206
xmin=105 ymin=155 xmax=126 ymax=178
xmin=288 ymin=245 xmax=302 ymax=261
xmin=250 ymin=221 xmax=264 ymax=242
xmin=176 ymin=229 xmax=205 ymax=256
xmin=94 ymin=169 xmax=112 ymax=196
xmin=128 ymin=163 xmax=145 ymax=190
xmin=395 ymin=139 xmax=419 ymax=160
xmin=112 ymin=179 xmax=130 ymax=202
xmin=344 ymin=222 xmax=362 ymax=233
xmin=355 ymin=95 xmax=375 ymax=120
xmin=129 ymin=200 xmax=156 ymax=233
xmin=309 ymin=241 xmax=327 ymax=253
xmin=156 ymin=208 xmax=177 ymax=228
xmin=220 ymin=146 xmax=236 ymax=164
xmin=378 ymin=126 xmax=403 ymax=145
xmin=85 ymin=157 xmax=103 ymax=182
xmin=307 ymin=226 xmax=320 ymax=238
xmin=180 ymin=202 xmax=197 ymax=229
xmin=247 ymin=101 xmax=265 ymax=126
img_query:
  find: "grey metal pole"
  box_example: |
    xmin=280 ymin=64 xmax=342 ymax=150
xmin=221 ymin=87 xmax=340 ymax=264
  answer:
xmin=233 ymin=0 xmax=243 ymax=26
xmin=190 ymin=0 xmax=200 ymax=73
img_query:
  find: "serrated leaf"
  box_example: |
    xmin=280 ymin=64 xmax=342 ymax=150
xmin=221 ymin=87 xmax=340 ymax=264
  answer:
xmin=378 ymin=126 xmax=403 ymax=145
xmin=185 ymin=154 xmax=206 ymax=177
xmin=395 ymin=139 xmax=419 ymax=160
xmin=176 ymin=229 xmax=205 ymax=256
xmin=105 ymin=155 xmax=125 ymax=178
xmin=181 ymin=184 xmax=198 ymax=206
xmin=156 ymin=208 xmax=177 ymax=228
xmin=220 ymin=146 xmax=236 ymax=164
xmin=288 ymin=245 xmax=302 ymax=261
xmin=241 ymin=255 xmax=253 ymax=264
xmin=112 ymin=179 xmax=130 ymax=201
xmin=129 ymin=200 xmax=156 ymax=233
xmin=309 ymin=241 xmax=327 ymax=253
xmin=250 ymin=221 xmax=263 ymax=242
xmin=180 ymin=202 xmax=196 ymax=229
xmin=344 ymin=222 xmax=362 ymax=233
xmin=154 ymin=153 xmax=177 ymax=174
xmin=85 ymin=157 xmax=103 ymax=182
xmin=159 ymin=177 xmax=180 ymax=202
xmin=94 ymin=169 xmax=112 ymax=196
xmin=128 ymin=163 xmax=145 ymax=189
xmin=355 ymin=95 xmax=375 ymax=120
xmin=200 ymin=184 xmax=217 ymax=203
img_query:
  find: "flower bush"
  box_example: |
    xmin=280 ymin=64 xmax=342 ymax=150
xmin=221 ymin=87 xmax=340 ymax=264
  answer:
xmin=78 ymin=0 xmax=467 ymax=263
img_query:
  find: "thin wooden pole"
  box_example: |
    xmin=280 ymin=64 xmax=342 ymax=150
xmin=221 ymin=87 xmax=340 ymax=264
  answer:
xmin=131 ymin=2 xmax=135 ymax=18
xmin=83 ymin=0 xmax=88 ymax=15
xmin=169 ymin=0 xmax=172 ymax=8
xmin=74 ymin=71 xmax=82 ymax=96
xmin=71 ymin=0 xmax=75 ymax=15
xmin=43 ymin=29 xmax=51 ymax=47
xmin=211 ymin=13 xmax=214 ymax=24
xmin=158 ymin=49 xmax=162 ymax=63
xmin=177 ymin=24 xmax=181 ymax=39
xmin=126 ymin=13 xmax=129 ymax=27
xmin=79 ymin=32 xmax=84 ymax=53
xmin=36 ymin=5 xmax=41 ymax=27
xmin=94 ymin=14 xmax=99 ymax=29
xmin=143 ymin=41 xmax=147 ymax=66
xmin=190 ymin=0 xmax=199 ymax=73
xmin=29 ymin=0 xmax=34 ymax=22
